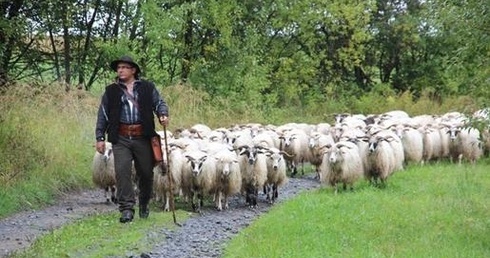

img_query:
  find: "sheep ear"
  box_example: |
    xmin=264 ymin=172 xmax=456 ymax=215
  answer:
xmin=384 ymin=136 xmax=394 ymax=142
xmin=199 ymin=156 xmax=208 ymax=162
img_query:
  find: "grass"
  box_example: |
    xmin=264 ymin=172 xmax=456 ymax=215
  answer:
xmin=223 ymin=161 xmax=490 ymax=258
xmin=0 ymin=82 xmax=488 ymax=256
xmin=12 ymin=209 xmax=190 ymax=258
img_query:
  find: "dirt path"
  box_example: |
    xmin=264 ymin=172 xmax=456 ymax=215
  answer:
xmin=0 ymin=175 xmax=321 ymax=257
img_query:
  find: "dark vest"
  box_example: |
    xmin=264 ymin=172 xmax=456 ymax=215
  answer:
xmin=106 ymin=80 xmax=157 ymax=143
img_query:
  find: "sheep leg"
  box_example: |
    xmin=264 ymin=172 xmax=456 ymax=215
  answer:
xmin=224 ymin=193 xmax=229 ymax=210
xmin=252 ymin=188 xmax=258 ymax=208
xmin=301 ymin=158 xmax=305 ymax=175
xmin=265 ymin=184 xmax=271 ymax=202
xmin=315 ymin=167 xmax=320 ymax=180
xmin=272 ymin=184 xmax=278 ymax=203
xmin=291 ymin=162 xmax=298 ymax=177
xmin=198 ymin=193 xmax=204 ymax=212
xmin=216 ymin=191 xmax=223 ymax=211
xmin=191 ymin=191 xmax=198 ymax=211
xmin=164 ymin=192 xmax=170 ymax=212
xmin=103 ymin=187 xmax=110 ymax=203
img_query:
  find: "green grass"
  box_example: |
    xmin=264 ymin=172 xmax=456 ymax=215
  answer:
xmin=13 ymin=209 xmax=190 ymax=258
xmin=1 ymin=83 xmax=489 ymax=256
xmin=223 ymin=161 xmax=490 ymax=258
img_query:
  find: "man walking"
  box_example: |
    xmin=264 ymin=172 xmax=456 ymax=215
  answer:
xmin=95 ymin=55 xmax=169 ymax=223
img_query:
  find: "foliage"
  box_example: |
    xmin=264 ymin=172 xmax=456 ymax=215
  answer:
xmin=223 ymin=160 xmax=490 ymax=257
xmin=0 ymin=0 xmax=488 ymax=110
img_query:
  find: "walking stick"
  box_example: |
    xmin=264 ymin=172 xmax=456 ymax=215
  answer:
xmin=162 ymin=125 xmax=180 ymax=226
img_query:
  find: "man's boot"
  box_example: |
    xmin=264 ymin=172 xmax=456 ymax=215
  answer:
xmin=139 ymin=205 xmax=149 ymax=219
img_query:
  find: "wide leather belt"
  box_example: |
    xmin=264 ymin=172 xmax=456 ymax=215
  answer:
xmin=118 ymin=123 xmax=143 ymax=137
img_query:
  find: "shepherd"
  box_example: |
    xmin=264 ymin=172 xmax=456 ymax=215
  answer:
xmin=95 ymin=55 xmax=170 ymax=223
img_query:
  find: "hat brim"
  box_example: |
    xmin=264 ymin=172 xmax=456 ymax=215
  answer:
xmin=110 ymin=59 xmax=141 ymax=74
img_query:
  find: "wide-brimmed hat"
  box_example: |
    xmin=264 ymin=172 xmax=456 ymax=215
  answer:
xmin=110 ymin=55 xmax=141 ymax=74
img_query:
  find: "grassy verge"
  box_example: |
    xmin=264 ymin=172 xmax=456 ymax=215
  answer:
xmin=12 ymin=209 xmax=190 ymax=258
xmin=223 ymin=160 xmax=490 ymax=258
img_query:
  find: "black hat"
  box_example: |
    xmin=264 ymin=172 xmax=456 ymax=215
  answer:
xmin=110 ymin=55 xmax=141 ymax=74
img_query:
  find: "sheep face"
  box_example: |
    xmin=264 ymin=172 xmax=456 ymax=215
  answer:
xmin=368 ymin=137 xmax=384 ymax=153
xmin=216 ymin=158 xmax=237 ymax=177
xmin=186 ymin=156 xmax=207 ymax=176
xmin=239 ymin=146 xmax=264 ymax=165
xmin=328 ymin=144 xmax=352 ymax=165
xmin=103 ymin=148 xmax=113 ymax=162
xmin=447 ymin=127 xmax=461 ymax=141
xmin=267 ymin=153 xmax=284 ymax=171
xmin=282 ymin=134 xmax=297 ymax=147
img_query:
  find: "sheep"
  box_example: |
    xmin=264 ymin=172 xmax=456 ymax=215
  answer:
xmin=419 ymin=124 xmax=443 ymax=163
xmin=365 ymin=134 xmax=397 ymax=186
xmin=237 ymin=145 xmax=268 ymax=208
xmin=252 ymin=131 xmax=277 ymax=149
xmin=91 ymin=142 xmax=116 ymax=203
xmin=181 ymin=150 xmax=217 ymax=213
xmin=446 ymin=125 xmax=483 ymax=164
xmin=190 ymin=123 xmax=213 ymax=138
xmin=279 ymin=128 xmax=311 ymax=177
xmin=153 ymin=144 xmax=184 ymax=212
xmin=411 ymin=114 xmax=435 ymax=128
xmin=472 ymin=108 xmax=490 ymax=156
xmin=320 ymin=141 xmax=364 ymax=194
xmin=213 ymin=149 xmax=242 ymax=210
xmin=332 ymin=117 xmax=366 ymax=141
xmin=315 ymin=123 xmax=332 ymax=135
xmin=389 ymin=123 xmax=424 ymax=165
xmin=334 ymin=113 xmax=367 ymax=124
xmin=225 ymin=128 xmax=253 ymax=151
xmin=370 ymin=129 xmax=405 ymax=171
xmin=200 ymin=140 xmax=234 ymax=155
xmin=308 ymin=131 xmax=336 ymax=180
xmin=339 ymin=128 xmax=369 ymax=175
xmin=263 ymin=147 xmax=289 ymax=203
xmin=380 ymin=110 xmax=410 ymax=120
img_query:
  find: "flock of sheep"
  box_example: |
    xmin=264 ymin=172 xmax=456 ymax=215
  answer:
xmin=92 ymin=108 xmax=490 ymax=211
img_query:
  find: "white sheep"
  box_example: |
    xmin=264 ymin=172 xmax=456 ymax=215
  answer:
xmin=190 ymin=123 xmax=213 ymax=138
xmin=181 ymin=150 xmax=217 ymax=212
xmin=237 ymin=145 xmax=268 ymax=208
xmin=91 ymin=142 xmax=116 ymax=203
xmin=365 ymin=134 xmax=397 ymax=186
xmin=320 ymin=141 xmax=364 ymax=194
xmin=370 ymin=129 xmax=405 ymax=171
xmin=279 ymin=128 xmax=312 ymax=177
xmin=419 ymin=124 xmax=443 ymax=163
xmin=337 ymin=127 xmax=370 ymax=175
xmin=472 ymin=108 xmax=490 ymax=156
xmin=213 ymin=149 xmax=242 ymax=210
xmin=153 ymin=144 xmax=184 ymax=212
xmin=264 ymin=147 xmax=289 ymax=203
xmin=446 ymin=125 xmax=483 ymax=164
xmin=389 ymin=123 xmax=424 ymax=165
xmin=225 ymin=128 xmax=253 ymax=151
xmin=308 ymin=131 xmax=336 ymax=180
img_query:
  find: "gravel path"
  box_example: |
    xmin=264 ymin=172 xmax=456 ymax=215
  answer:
xmin=0 ymin=175 xmax=320 ymax=257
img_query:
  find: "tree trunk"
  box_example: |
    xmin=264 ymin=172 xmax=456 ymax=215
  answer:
xmin=181 ymin=9 xmax=193 ymax=82
xmin=0 ymin=0 xmax=24 ymax=88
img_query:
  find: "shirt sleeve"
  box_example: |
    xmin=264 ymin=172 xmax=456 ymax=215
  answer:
xmin=151 ymin=83 xmax=169 ymax=117
xmin=95 ymin=93 xmax=109 ymax=141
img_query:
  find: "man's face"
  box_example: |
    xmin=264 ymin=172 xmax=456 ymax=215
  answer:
xmin=117 ymin=62 xmax=136 ymax=80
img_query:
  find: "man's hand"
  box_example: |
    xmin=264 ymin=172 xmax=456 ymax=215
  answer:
xmin=159 ymin=115 xmax=169 ymax=126
xmin=96 ymin=141 xmax=106 ymax=154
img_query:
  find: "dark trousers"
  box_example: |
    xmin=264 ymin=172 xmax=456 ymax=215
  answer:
xmin=113 ymin=136 xmax=154 ymax=212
